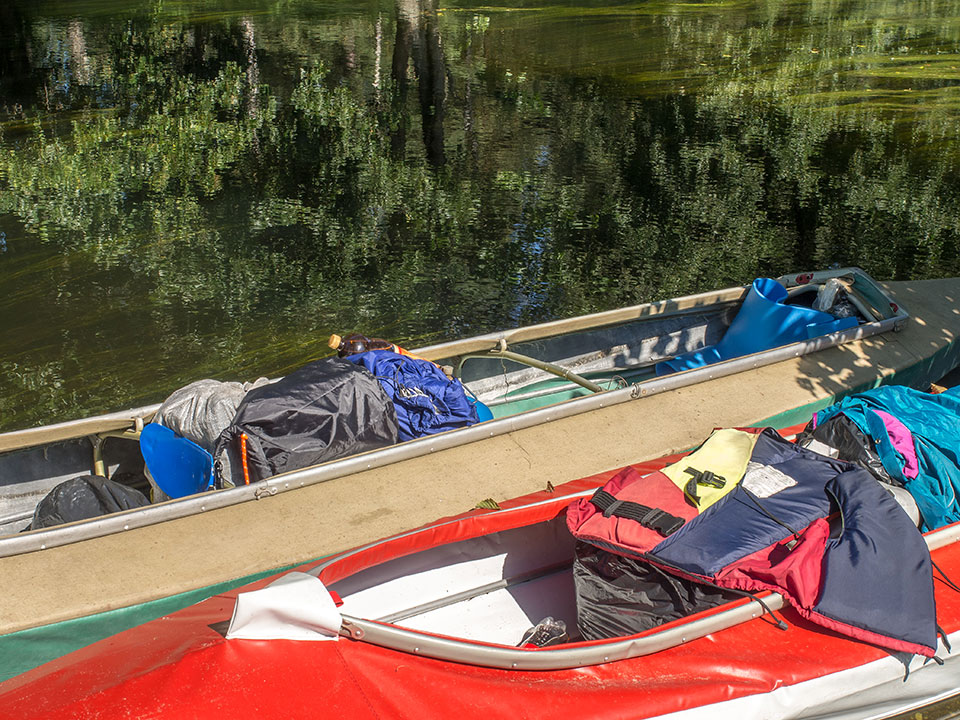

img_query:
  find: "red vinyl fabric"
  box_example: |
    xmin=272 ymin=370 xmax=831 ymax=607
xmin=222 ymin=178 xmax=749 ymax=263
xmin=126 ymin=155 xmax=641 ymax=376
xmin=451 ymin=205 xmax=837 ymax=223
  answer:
xmin=4 ymin=538 xmax=960 ymax=720
xmin=13 ymin=423 xmax=959 ymax=719
xmin=716 ymin=517 xmax=830 ymax=611
xmin=564 ymin=465 xmax=699 ymax=556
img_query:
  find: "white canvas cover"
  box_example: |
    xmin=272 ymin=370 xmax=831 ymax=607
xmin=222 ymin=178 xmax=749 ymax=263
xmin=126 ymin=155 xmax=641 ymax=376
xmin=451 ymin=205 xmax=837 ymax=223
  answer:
xmin=226 ymin=572 xmax=342 ymax=642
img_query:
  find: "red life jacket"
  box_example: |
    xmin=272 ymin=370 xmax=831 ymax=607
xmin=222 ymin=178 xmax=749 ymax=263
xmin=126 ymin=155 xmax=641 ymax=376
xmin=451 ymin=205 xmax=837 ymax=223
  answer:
xmin=567 ymin=428 xmax=938 ymax=658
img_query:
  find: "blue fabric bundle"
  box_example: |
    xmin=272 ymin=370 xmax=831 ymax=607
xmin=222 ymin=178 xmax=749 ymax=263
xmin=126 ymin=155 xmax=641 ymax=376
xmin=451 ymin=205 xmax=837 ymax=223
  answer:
xmin=346 ymin=350 xmax=480 ymax=442
xmin=815 ymin=385 xmax=960 ymax=531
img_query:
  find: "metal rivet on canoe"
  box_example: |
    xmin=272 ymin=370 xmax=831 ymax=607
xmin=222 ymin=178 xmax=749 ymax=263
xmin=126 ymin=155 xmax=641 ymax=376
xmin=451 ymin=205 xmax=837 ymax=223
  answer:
xmin=414 ymin=647 xmax=419 ymax=653
xmin=201 ymin=506 xmax=205 ymax=511
xmin=40 ymin=544 xmax=45 ymax=550
xmin=124 ymin=525 xmax=129 ymax=530
xmin=512 ymin=663 xmax=517 ymax=668
xmin=604 ymin=657 xmax=609 ymax=662
xmin=681 ymin=637 xmax=687 ymax=643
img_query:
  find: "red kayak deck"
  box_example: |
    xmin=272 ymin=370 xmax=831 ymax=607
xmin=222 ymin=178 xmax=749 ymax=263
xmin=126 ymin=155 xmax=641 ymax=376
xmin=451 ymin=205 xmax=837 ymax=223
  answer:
xmin=4 ymin=426 xmax=960 ymax=719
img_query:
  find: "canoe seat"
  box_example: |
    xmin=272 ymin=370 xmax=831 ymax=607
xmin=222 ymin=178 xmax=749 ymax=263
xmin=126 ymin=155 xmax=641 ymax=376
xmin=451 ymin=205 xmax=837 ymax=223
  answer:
xmin=655 ymin=278 xmax=858 ymax=375
xmin=140 ymin=423 xmax=215 ymax=499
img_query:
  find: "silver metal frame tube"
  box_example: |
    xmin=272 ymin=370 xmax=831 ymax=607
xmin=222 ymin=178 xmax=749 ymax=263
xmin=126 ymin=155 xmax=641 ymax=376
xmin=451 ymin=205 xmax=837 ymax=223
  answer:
xmin=339 ymin=597 xmax=780 ymax=671
xmin=335 ymin=521 xmax=956 ymax=671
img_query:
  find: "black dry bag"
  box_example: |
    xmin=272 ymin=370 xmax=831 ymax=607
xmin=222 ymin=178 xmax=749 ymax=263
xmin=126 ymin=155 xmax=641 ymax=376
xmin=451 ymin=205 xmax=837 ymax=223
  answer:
xmin=214 ymin=357 xmax=398 ymax=485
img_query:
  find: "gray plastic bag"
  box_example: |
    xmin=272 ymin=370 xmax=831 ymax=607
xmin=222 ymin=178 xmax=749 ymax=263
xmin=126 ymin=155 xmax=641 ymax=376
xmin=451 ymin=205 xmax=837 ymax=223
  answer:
xmin=148 ymin=377 xmax=270 ymax=500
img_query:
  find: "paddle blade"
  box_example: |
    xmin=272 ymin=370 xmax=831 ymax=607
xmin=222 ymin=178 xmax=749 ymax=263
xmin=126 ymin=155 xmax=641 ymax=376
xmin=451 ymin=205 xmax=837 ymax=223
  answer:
xmin=140 ymin=423 xmax=214 ymax=499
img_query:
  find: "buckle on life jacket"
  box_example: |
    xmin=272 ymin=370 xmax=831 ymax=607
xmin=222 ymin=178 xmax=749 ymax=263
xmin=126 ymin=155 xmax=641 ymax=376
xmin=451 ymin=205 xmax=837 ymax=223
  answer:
xmin=683 ymin=467 xmax=726 ymax=506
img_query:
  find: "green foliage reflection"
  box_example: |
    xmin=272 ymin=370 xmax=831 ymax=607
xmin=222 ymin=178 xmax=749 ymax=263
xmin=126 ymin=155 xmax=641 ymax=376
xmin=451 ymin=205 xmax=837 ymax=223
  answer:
xmin=0 ymin=0 xmax=959 ymax=428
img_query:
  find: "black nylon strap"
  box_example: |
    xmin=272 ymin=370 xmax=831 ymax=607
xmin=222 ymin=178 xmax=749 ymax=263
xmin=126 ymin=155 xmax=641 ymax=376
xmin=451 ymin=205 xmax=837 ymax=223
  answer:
xmin=589 ymin=489 xmax=686 ymax=536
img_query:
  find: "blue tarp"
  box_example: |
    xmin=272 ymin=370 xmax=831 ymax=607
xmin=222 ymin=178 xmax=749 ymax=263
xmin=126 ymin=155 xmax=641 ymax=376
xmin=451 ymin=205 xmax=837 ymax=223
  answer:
xmin=656 ymin=278 xmax=858 ymax=376
xmin=815 ymin=386 xmax=960 ymax=531
xmin=346 ymin=350 xmax=480 ymax=442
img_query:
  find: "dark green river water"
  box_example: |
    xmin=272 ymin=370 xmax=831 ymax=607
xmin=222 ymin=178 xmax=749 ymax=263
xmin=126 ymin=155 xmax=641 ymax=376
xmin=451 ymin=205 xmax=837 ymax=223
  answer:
xmin=1 ymin=0 xmax=960 ymax=431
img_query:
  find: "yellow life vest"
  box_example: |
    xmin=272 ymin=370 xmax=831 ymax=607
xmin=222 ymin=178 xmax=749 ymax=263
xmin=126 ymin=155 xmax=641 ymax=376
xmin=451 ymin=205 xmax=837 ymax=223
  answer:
xmin=661 ymin=428 xmax=759 ymax=510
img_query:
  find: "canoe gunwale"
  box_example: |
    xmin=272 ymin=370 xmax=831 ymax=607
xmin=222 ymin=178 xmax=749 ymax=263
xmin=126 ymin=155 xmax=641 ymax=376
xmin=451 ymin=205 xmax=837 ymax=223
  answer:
xmin=416 ymin=287 xmax=749 ymax=360
xmin=0 ymin=266 xmax=886 ymax=456
xmin=0 ymin=285 xmax=752 ymax=456
xmin=328 ymin=505 xmax=960 ymax=672
xmin=0 ymin=309 xmax=905 ymax=558
xmin=0 ymin=405 xmax=159 ymax=455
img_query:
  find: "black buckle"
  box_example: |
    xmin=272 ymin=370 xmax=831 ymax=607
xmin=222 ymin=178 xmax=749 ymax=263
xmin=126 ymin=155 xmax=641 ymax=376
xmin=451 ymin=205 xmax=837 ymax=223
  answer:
xmin=642 ymin=508 xmax=685 ymax=536
xmin=683 ymin=467 xmax=726 ymax=505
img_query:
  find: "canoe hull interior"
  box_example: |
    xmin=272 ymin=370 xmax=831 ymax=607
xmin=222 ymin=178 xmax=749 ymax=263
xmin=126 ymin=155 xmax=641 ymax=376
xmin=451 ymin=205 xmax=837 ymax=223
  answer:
xmin=328 ymin=512 xmax=580 ymax=646
xmin=455 ymin=305 xmax=737 ymax=407
xmin=0 ymin=437 xmax=146 ymax=535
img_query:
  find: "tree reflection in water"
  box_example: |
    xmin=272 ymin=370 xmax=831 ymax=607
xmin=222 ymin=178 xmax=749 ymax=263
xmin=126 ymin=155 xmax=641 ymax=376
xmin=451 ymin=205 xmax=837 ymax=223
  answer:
xmin=0 ymin=0 xmax=958 ymax=429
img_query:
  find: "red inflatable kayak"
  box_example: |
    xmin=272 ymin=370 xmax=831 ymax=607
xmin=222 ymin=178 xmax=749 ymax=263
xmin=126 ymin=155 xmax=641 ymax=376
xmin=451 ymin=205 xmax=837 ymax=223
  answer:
xmin=3 ymin=426 xmax=960 ymax=720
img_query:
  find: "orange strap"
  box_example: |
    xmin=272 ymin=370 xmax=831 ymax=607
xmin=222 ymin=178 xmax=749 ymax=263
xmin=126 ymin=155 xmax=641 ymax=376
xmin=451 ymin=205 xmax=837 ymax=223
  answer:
xmin=239 ymin=433 xmax=251 ymax=486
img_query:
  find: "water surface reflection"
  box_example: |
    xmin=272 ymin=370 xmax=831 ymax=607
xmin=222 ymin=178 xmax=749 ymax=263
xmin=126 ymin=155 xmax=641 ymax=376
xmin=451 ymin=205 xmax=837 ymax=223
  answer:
xmin=1 ymin=0 xmax=959 ymax=429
